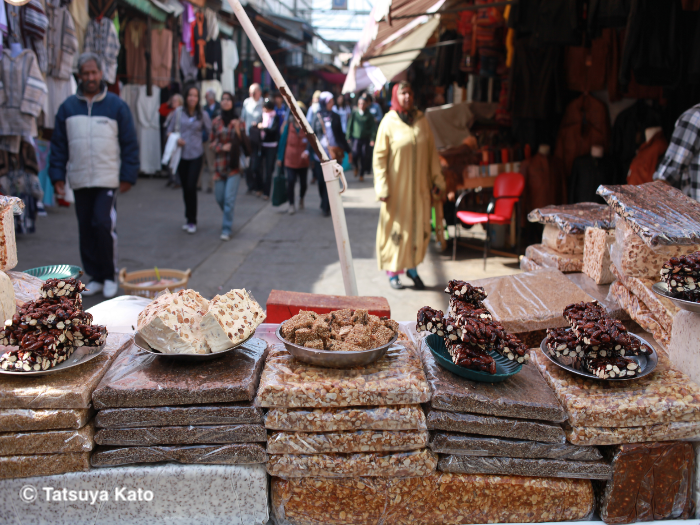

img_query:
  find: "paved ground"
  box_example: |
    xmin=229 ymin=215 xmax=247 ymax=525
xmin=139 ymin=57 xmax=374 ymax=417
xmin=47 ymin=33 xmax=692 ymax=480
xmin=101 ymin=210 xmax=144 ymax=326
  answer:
xmin=17 ymin=169 xmax=521 ymax=320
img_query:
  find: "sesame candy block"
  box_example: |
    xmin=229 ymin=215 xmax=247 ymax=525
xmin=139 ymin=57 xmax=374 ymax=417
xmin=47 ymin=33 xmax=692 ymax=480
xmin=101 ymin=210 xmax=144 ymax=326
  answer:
xmin=344 ymin=324 xmax=372 ymax=349
xmin=444 ymin=280 xmax=487 ymax=304
xmin=416 ymin=307 xmax=445 ymax=336
xmin=41 ymin=278 xmax=86 ymax=299
xmin=661 ymin=252 xmax=700 ymax=300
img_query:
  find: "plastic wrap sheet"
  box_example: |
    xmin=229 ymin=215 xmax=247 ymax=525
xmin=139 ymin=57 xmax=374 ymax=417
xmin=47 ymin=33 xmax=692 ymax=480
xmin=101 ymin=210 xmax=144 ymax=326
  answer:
xmin=266 ymin=449 xmax=438 ymax=478
xmin=542 ymin=225 xmax=585 ymax=254
xmin=255 ymin=341 xmax=430 ymax=408
xmin=598 ymin=181 xmax=700 ymax=247
xmin=267 ymin=430 xmax=429 ymax=454
xmin=565 ymin=272 xmax=628 ymax=320
xmin=566 ymin=420 xmax=700 ymax=446
xmin=426 ymin=407 xmax=565 ymax=444
xmin=265 ymin=406 xmax=427 ymax=432
xmin=525 ymin=244 xmax=584 ymax=272
xmin=583 ymin=227 xmax=615 ymax=284
xmin=519 ymin=256 xmax=543 ymax=272
xmin=92 ymin=337 xmax=268 ymax=408
xmin=438 ymin=454 xmax=612 ymax=479
xmin=94 ymin=424 xmax=266 ymax=446
xmin=610 ymin=217 xmax=700 ymax=280
xmin=533 ymin=348 xmax=700 ymax=427
xmin=6 ymin=271 xmax=42 ymax=307
xmin=429 ymin=431 xmax=602 ymax=460
xmin=528 ymin=202 xmax=614 ymax=234
xmin=0 ymin=422 xmax=94 ymax=456
xmin=0 ymin=452 xmax=90 ymax=480
xmin=420 ymin=336 xmax=566 ymax=421
xmin=669 ymin=310 xmax=700 ymax=389
xmin=474 ymin=268 xmax=595 ymax=333
xmin=95 ymin=402 xmax=263 ymax=428
xmin=0 ymin=333 xmax=132 ymax=409
xmin=86 ymin=295 xmax=153 ymax=334
xmin=91 ymin=443 xmax=267 ymax=467
xmin=271 ymin=473 xmax=595 ymax=525
xmin=609 ymin=281 xmax=670 ymax=349
xmin=0 ymin=408 xmax=92 ymax=432
xmin=0 ymin=463 xmax=269 ymax=525
xmin=596 ymin=442 xmax=694 ymax=524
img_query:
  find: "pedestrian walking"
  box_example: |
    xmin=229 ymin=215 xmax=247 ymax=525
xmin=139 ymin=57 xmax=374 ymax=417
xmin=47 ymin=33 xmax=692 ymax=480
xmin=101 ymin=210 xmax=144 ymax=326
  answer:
xmin=277 ymin=101 xmax=310 ymax=215
xmin=311 ymin=92 xmax=351 ymax=217
xmin=373 ymin=82 xmax=445 ymax=290
xmin=49 ymin=52 xmax=139 ymax=298
xmin=346 ymin=95 xmax=377 ymax=182
xmin=199 ymin=89 xmax=221 ymax=193
xmin=210 ymin=92 xmax=250 ymax=241
xmin=163 ymin=94 xmax=183 ymax=188
xmin=166 ymin=86 xmax=212 ymax=234
xmin=307 ymin=90 xmax=321 ymax=185
xmin=258 ymin=100 xmax=281 ymax=199
xmin=241 ymin=83 xmax=263 ymax=194
xmin=333 ymin=94 xmax=352 ymax=133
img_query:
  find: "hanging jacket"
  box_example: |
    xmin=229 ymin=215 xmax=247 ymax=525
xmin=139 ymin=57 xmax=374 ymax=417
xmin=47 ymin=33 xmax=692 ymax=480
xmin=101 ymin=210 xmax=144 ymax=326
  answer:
xmin=0 ymin=49 xmax=47 ymax=138
xmin=193 ymin=11 xmax=207 ymax=70
xmin=84 ymin=17 xmax=120 ymax=84
xmin=611 ymin=100 xmax=663 ymax=183
xmin=521 ymin=153 xmax=566 ymax=214
xmin=45 ymin=0 xmax=78 ymax=80
xmin=569 ymin=155 xmax=616 ymax=203
xmin=627 ymin=131 xmax=668 ymax=185
xmin=5 ymin=0 xmax=49 ymax=73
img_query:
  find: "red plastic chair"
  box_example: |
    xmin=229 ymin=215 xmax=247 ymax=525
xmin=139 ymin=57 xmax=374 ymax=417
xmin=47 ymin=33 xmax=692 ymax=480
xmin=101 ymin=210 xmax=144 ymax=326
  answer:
xmin=452 ymin=172 xmax=525 ymax=268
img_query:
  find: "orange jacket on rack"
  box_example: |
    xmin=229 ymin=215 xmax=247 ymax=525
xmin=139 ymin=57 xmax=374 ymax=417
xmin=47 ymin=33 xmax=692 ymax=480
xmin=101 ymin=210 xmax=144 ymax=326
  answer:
xmin=627 ymin=131 xmax=668 ymax=185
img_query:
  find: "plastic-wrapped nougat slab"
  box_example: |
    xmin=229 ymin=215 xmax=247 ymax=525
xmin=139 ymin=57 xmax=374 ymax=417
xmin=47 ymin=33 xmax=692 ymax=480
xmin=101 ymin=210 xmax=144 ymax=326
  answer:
xmin=0 ymin=452 xmax=90 ymax=480
xmin=566 ymin=420 xmax=700 ymax=446
xmin=91 ymin=443 xmax=267 ymax=467
xmin=0 ymin=423 xmax=94 ymax=456
xmin=94 ymin=424 xmax=266 ymax=446
xmin=267 ymin=430 xmax=429 ymax=454
xmin=95 ymin=402 xmax=263 ymax=428
xmin=525 ymin=244 xmax=583 ymax=273
xmin=264 ymin=405 xmax=427 ymax=432
xmin=438 ymin=454 xmax=611 ymax=479
xmin=0 ymin=407 xmax=92 ymax=432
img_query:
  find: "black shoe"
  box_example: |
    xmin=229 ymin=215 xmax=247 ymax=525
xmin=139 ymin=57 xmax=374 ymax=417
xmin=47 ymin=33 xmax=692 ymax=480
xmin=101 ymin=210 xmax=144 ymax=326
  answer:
xmin=408 ymin=273 xmax=426 ymax=290
xmin=322 ymin=209 xmax=331 ymax=217
xmin=389 ymin=277 xmax=404 ymax=290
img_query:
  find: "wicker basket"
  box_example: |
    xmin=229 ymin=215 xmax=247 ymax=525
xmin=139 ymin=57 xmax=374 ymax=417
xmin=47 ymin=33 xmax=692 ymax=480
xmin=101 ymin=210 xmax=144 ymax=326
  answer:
xmin=118 ymin=268 xmax=192 ymax=299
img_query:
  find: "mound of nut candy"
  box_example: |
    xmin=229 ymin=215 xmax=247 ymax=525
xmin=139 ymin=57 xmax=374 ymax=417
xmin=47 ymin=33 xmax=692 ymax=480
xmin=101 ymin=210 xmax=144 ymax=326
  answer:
xmin=280 ymin=309 xmax=398 ymax=351
xmin=661 ymin=251 xmax=700 ymax=301
xmin=417 ymin=280 xmax=529 ymax=374
xmin=0 ymin=278 xmax=107 ymax=372
xmin=544 ymin=300 xmax=651 ymax=379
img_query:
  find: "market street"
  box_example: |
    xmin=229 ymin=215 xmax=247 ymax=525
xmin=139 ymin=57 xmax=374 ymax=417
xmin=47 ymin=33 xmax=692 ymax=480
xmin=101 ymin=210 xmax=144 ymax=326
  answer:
xmin=17 ymin=172 xmax=520 ymax=319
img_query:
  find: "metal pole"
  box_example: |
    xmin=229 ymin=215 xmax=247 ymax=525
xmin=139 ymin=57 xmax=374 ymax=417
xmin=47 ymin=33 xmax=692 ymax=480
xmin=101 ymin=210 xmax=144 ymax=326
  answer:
xmin=224 ymin=0 xmax=359 ymax=296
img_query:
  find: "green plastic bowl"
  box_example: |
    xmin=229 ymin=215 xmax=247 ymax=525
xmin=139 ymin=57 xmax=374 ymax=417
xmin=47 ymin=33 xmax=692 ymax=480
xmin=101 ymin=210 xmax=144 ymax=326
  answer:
xmin=24 ymin=265 xmax=83 ymax=281
xmin=425 ymin=333 xmax=522 ymax=382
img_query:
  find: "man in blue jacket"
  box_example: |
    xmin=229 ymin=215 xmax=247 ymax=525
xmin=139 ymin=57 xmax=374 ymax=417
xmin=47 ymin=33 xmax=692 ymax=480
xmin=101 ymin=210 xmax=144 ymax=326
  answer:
xmin=50 ymin=52 xmax=139 ymax=298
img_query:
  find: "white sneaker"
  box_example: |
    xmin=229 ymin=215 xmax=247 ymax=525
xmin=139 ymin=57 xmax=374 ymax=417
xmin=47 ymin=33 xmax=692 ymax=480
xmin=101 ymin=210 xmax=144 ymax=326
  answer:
xmin=82 ymin=281 xmax=103 ymax=296
xmin=220 ymin=233 xmax=231 ymax=241
xmin=288 ymin=204 xmax=296 ymax=215
xmin=186 ymin=224 xmax=197 ymax=234
xmin=182 ymin=224 xmax=189 ymax=231
xmin=103 ymin=279 xmax=118 ymax=298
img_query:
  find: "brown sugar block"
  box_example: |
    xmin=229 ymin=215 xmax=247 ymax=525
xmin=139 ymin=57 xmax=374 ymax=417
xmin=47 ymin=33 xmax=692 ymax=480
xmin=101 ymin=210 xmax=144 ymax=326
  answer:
xmin=0 ymin=422 xmax=94 ymax=456
xmin=0 ymin=408 xmax=93 ymax=432
xmin=91 ymin=443 xmax=267 ymax=467
xmin=95 ymin=402 xmax=263 ymax=428
xmin=272 ymin=473 xmax=595 ymax=525
xmin=0 ymin=333 xmax=132 ymax=409
xmin=472 ymin=268 xmax=595 ymax=333
xmin=95 ymin=424 xmax=267 ymax=446
xmin=439 ymin=454 xmax=611 ymax=479
xmin=421 ymin=338 xmax=566 ymax=422
xmin=597 ymin=442 xmax=695 ymax=524
xmin=0 ymin=452 xmax=90 ymax=480
xmin=92 ymin=337 xmax=268 ymax=408
xmin=343 ymin=324 xmax=371 ymax=349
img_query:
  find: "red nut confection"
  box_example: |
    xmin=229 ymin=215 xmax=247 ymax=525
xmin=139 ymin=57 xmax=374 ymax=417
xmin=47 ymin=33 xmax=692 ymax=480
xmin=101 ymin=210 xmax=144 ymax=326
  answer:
xmin=563 ymin=300 xmax=607 ymax=331
xmin=573 ymin=317 xmax=650 ymax=357
xmin=576 ymin=355 xmax=640 ymax=379
xmin=545 ymin=327 xmax=586 ymax=366
xmin=444 ymin=280 xmax=487 ymax=304
xmin=445 ymin=339 xmax=496 ymax=374
xmin=416 ymin=307 xmax=445 ymax=336
xmin=661 ymin=252 xmax=700 ymax=300
xmin=449 ymin=298 xmax=493 ymax=322
xmin=40 ymin=278 xmax=86 ymax=299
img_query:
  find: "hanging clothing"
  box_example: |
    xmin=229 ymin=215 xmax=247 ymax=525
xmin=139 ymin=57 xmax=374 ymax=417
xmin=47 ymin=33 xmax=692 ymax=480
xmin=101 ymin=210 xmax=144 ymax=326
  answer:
xmin=627 ymin=131 xmax=668 ymax=185
xmin=204 ymin=38 xmax=221 ymax=80
xmin=220 ymin=39 xmax=239 ymax=94
xmin=84 ymin=17 xmax=120 ymax=84
xmin=588 ymin=0 xmax=630 ymax=35
xmin=0 ymin=3 xmax=7 ymax=55
xmin=569 ymin=155 xmax=616 ymax=204
xmin=0 ymin=140 xmax=42 ymax=234
xmin=565 ymin=32 xmax=612 ymax=93
xmin=182 ymin=3 xmax=195 ymax=53
xmin=611 ymin=100 xmax=663 ymax=183
xmin=5 ymin=0 xmax=49 ymax=73
xmin=508 ymin=0 xmax=581 ymax=45
xmin=136 ymin=85 xmax=162 ymax=174
xmin=45 ymin=0 xmax=78 ymax=80
xmin=68 ymin=0 xmax=89 ymax=61
xmin=42 ymin=75 xmax=77 ymax=129
xmin=204 ymin=8 xmax=219 ymax=41
xmin=0 ymin=49 xmax=47 ymax=139
xmin=521 ymin=153 xmax=566 ymax=214
xmin=554 ymin=94 xmax=611 ymax=178
xmin=125 ymin=19 xmax=147 ymax=84
xmin=192 ymin=11 xmax=207 ymax=70
xmin=180 ymin=44 xmax=198 ymax=84
xmin=151 ymin=28 xmax=173 ymax=88
xmin=654 ymin=104 xmax=700 ymax=201
xmin=88 ymin=0 xmax=117 ymax=20
xmin=510 ymin=37 xmax=564 ymax=120
xmin=373 ymin=110 xmax=446 ymax=272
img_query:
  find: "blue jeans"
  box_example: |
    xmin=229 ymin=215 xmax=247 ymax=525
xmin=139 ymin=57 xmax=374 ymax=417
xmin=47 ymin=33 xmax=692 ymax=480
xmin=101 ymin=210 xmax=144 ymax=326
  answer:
xmin=214 ymin=174 xmax=241 ymax=235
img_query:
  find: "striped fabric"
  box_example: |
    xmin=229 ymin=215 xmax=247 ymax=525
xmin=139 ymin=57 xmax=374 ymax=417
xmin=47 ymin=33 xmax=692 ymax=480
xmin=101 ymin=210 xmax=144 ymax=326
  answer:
xmin=0 ymin=49 xmax=48 ymax=138
xmin=84 ymin=18 xmax=120 ymax=84
xmin=46 ymin=0 xmax=78 ymax=79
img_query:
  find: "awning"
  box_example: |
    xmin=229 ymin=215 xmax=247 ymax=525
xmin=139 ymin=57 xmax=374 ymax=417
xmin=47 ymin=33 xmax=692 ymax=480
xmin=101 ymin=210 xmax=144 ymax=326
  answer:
xmin=120 ymin=0 xmax=168 ymax=22
xmin=314 ymin=70 xmax=347 ymax=85
xmin=150 ymin=0 xmax=183 ymax=17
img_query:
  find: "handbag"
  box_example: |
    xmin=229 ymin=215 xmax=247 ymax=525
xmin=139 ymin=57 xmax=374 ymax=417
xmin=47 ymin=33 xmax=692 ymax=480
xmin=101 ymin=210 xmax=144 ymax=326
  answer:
xmin=162 ymin=107 xmax=183 ymax=173
xmin=271 ymin=164 xmax=288 ymax=207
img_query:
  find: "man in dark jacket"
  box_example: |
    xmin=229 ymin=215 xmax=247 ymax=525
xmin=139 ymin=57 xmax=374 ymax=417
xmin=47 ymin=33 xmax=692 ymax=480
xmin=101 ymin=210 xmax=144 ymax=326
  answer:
xmin=49 ymin=52 xmax=139 ymax=298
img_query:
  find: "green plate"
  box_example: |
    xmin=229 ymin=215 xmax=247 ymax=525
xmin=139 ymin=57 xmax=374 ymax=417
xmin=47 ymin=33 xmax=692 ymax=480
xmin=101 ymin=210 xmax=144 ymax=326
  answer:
xmin=24 ymin=265 xmax=82 ymax=281
xmin=425 ymin=333 xmax=522 ymax=382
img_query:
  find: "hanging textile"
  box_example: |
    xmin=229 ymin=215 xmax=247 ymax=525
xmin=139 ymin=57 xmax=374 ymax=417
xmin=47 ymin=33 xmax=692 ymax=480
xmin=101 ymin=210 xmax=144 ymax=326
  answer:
xmin=46 ymin=0 xmax=79 ymax=80
xmin=125 ymin=19 xmax=148 ymax=84
xmin=42 ymin=75 xmax=77 ymax=129
xmin=192 ymin=11 xmax=206 ymax=69
xmin=0 ymin=49 xmax=47 ymax=145
xmin=69 ymin=0 xmax=89 ymax=57
xmin=88 ymin=0 xmax=117 ymax=20
xmin=182 ymin=2 xmax=195 ymax=53
xmin=204 ymin=7 xmax=218 ymax=41
xmin=0 ymin=140 xmax=42 ymax=234
xmin=5 ymin=0 xmax=49 ymax=73
xmin=151 ymin=28 xmax=173 ymax=88
xmin=136 ymin=85 xmax=162 ymax=174
xmin=180 ymin=43 xmax=198 ymax=83
xmin=220 ymin=39 xmax=239 ymax=93
xmin=0 ymin=3 xmax=7 ymax=55
xmin=203 ymin=38 xmax=221 ymax=80
xmin=84 ymin=17 xmax=120 ymax=83
xmin=35 ymin=138 xmax=53 ymax=206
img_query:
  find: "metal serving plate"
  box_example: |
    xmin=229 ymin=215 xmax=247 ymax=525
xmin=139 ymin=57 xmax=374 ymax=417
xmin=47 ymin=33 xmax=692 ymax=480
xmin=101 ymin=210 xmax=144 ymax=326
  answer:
xmin=652 ymin=282 xmax=700 ymax=314
xmin=134 ymin=332 xmax=257 ymax=360
xmin=276 ymin=324 xmax=397 ymax=368
xmin=539 ymin=330 xmax=657 ymax=381
xmin=0 ymin=343 xmax=106 ymax=377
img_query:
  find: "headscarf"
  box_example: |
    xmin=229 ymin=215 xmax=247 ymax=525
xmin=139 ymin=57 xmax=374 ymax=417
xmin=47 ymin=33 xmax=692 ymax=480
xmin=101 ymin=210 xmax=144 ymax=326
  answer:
xmin=319 ymin=91 xmax=334 ymax=114
xmin=221 ymin=91 xmax=236 ymax=127
xmin=391 ymin=82 xmax=416 ymax=125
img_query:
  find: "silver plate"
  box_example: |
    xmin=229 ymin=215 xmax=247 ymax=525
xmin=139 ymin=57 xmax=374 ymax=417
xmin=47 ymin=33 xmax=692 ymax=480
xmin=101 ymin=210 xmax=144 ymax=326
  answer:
xmin=0 ymin=344 xmax=106 ymax=377
xmin=276 ymin=324 xmax=397 ymax=368
xmin=652 ymin=282 xmax=700 ymax=314
xmin=134 ymin=332 xmax=256 ymax=360
xmin=539 ymin=331 xmax=657 ymax=381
